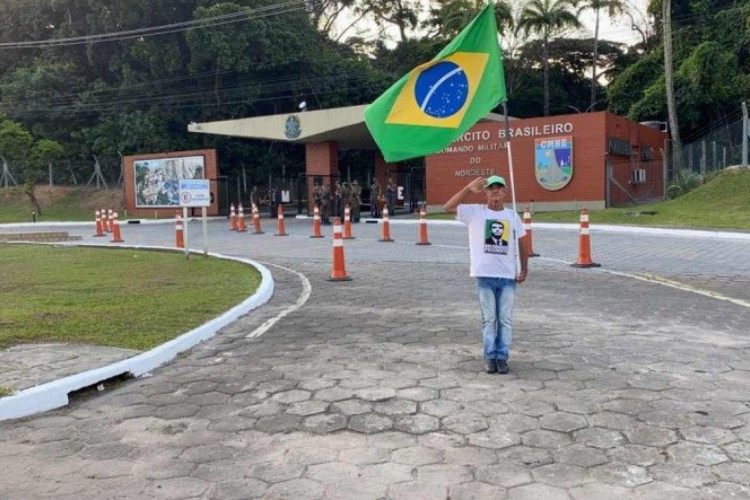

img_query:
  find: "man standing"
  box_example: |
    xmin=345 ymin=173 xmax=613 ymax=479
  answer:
xmin=444 ymin=175 xmax=529 ymax=374
xmin=370 ymin=179 xmax=381 ymax=218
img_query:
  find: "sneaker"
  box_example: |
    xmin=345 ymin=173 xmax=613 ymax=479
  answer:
xmin=496 ymin=359 xmax=509 ymax=374
xmin=485 ymin=359 xmax=497 ymax=373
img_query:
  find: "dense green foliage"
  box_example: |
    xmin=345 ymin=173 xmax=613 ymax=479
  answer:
xmin=0 ymin=0 xmax=747 ymax=184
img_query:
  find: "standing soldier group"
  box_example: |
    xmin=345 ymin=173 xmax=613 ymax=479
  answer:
xmin=313 ymin=183 xmax=333 ymax=225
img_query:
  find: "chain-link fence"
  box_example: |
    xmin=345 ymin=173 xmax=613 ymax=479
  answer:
xmin=0 ymin=156 xmax=123 ymax=189
xmin=668 ymin=107 xmax=747 ymax=182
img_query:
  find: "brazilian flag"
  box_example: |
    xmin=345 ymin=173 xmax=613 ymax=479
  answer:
xmin=364 ymin=4 xmax=506 ymax=163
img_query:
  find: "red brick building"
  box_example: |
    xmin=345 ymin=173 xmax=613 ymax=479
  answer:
xmin=425 ymin=112 xmax=667 ymax=211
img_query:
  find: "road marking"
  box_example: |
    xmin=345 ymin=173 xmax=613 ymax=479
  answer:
xmin=540 ymin=256 xmax=750 ymax=309
xmin=246 ymin=262 xmax=312 ymax=339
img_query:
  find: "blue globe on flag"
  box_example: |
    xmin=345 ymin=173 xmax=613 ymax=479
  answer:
xmin=414 ymin=61 xmax=469 ymax=119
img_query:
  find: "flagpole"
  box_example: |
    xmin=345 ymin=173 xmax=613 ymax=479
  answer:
xmin=503 ymin=101 xmax=521 ymax=276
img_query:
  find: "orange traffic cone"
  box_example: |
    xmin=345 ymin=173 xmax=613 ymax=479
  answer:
xmin=175 ymin=211 xmax=185 ymax=249
xmin=416 ymin=206 xmax=431 ymax=246
xmin=237 ymin=204 xmax=247 ymax=232
xmin=379 ymin=207 xmax=394 ymax=242
xmin=252 ymin=204 xmax=264 ymax=234
xmin=343 ymin=204 xmax=355 ymax=239
xmin=310 ymin=205 xmax=324 ymax=238
xmin=523 ymin=206 xmax=540 ymax=257
xmin=275 ymin=204 xmax=288 ymax=236
xmin=93 ymin=209 xmax=104 ymax=237
xmin=111 ymin=211 xmax=124 ymax=243
xmin=571 ymin=208 xmax=600 ymax=268
xmin=229 ymin=204 xmax=237 ymax=231
xmin=328 ymin=218 xmax=352 ymax=281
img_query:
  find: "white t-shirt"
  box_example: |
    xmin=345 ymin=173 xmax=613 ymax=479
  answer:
xmin=457 ymin=204 xmax=526 ymax=278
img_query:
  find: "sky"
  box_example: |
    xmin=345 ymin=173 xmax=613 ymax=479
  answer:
xmin=334 ymin=0 xmax=653 ymax=48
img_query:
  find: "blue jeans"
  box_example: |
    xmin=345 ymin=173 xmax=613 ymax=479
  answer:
xmin=477 ymin=277 xmax=516 ymax=361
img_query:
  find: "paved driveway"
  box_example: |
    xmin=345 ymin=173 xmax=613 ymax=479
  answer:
xmin=1 ymin=219 xmax=749 ymax=499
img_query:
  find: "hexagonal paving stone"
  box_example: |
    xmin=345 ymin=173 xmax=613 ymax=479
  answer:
xmin=552 ymin=444 xmax=608 ymax=467
xmin=205 ymin=479 xmax=267 ymax=499
xmin=255 ymin=414 xmax=303 ymax=433
xmin=338 ymin=447 xmax=391 ymax=465
xmin=331 ymin=399 xmax=372 ymax=416
xmin=667 ymin=442 xmax=729 ymax=466
xmin=441 ymin=412 xmax=488 ymax=435
xmin=266 ymin=478 xmax=323 ymax=498
xmin=540 ymin=412 xmax=588 ymax=433
xmin=420 ymin=400 xmax=462 ymax=418
xmin=373 ymin=399 xmax=417 ymax=416
xmin=521 ymin=430 xmax=572 ymax=449
xmin=271 ymin=389 xmax=312 ymax=404
xmin=286 ymin=400 xmax=329 ymax=416
xmin=467 ymin=428 xmax=520 ymax=450
xmin=510 ymin=401 xmax=555 ymax=417
xmin=314 ymin=387 xmax=357 ymax=402
xmin=590 ymin=463 xmax=653 ymax=487
xmin=531 ymin=463 xmax=591 ymax=488
xmin=391 ymin=446 xmax=444 ymax=466
xmin=573 ymin=427 xmax=626 ymax=449
xmin=349 ymin=414 xmax=393 ymax=434
xmin=607 ymin=445 xmax=665 ymax=466
xmin=624 ymin=425 xmax=678 ymax=447
xmin=419 ymin=376 xmax=461 ymax=390
xmin=302 ymin=414 xmax=348 ymax=434
xmin=416 ymin=464 xmax=473 ymax=485
xmin=712 ymin=462 xmax=750 ymax=484
xmin=393 ymin=414 xmax=440 ymax=434
xmin=443 ymin=446 xmax=497 ymax=466
xmin=681 ymin=426 xmax=736 ymax=445
xmin=496 ymin=445 xmax=552 ymax=466
xmin=649 ymin=463 xmax=717 ymax=487
xmin=568 ymin=483 xmax=633 ymax=500
xmin=475 ymin=464 xmax=532 ymax=487
xmin=355 ymin=387 xmax=396 ymax=402
xmin=389 ymin=481 xmax=446 ymax=500
xmin=379 ymin=377 xmax=418 ymax=389
xmin=248 ymin=462 xmax=304 ymax=483
xmin=397 ymin=387 xmax=438 ymax=402
xmin=505 ymin=483 xmax=569 ymax=500
xmin=723 ymin=441 xmax=750 ymax=462
xmin=449 ymin=482 xmax=506 ymax=499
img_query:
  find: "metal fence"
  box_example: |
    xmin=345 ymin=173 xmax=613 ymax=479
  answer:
xmin=668 ymin=104 xmax=749 ymax=182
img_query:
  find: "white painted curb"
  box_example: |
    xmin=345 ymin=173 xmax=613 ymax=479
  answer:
xmin=0 ymin=245 xmax=274 ymax=422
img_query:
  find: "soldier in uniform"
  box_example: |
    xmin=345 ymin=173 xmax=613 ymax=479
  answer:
xmin=386 ymin=177 xmax=396 ymax=215
xmin=250 ymin=186 xmax=261 ymax=211
xmin=338 ymin=181 xmax=351 ymax=220
xmin=369 ymin=179 xmax=381 ymax=218
xmin=350 ymin=180 xmax=361 ymax=222
xmin=312 ymin=183 xmax=322 ymax=213
xmin=269 ymin=187 xmax=277 ymax=218
xmin=321 ymin=183 xmax=332 ymax=224
xmin=333 ymin=181 xmax=342 ymax=220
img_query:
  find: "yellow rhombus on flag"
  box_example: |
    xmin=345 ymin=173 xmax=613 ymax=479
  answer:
xmin=364 ymin=4 xmax=506 ymax=163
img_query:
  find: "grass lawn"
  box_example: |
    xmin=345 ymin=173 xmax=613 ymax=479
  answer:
xmin=0 ymin=387 xmax=11 ymax=397
xmin=0 ymin=245 xmax=261 ymax=350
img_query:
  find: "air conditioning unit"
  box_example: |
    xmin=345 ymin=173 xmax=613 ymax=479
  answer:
xmin=632 ymin=169 xmax=646 ymax=184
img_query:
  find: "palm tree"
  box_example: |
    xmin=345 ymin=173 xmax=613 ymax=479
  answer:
xmin=517 ymin=0 xmax=581 ymax=116
xmin=577 ymin=0 xmax=623 ymax=111
xmin=429 ymin=0 xmax=514 ymax=38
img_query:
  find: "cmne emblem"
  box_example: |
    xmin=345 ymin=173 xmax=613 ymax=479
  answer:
xmin=535 ymin=136 xmax=573 ymax=191
xmin=284 ymin=115 xmax=302 ymax=140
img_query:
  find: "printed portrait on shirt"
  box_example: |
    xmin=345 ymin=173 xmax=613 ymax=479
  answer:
xmin=483 ymin=219 xmax=509 ymax=254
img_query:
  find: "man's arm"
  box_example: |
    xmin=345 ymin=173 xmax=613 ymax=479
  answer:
xmin=444 ymin=177 xmax=485 ymax=213
xmin=517 ymin=235 xmax=529 ymax=283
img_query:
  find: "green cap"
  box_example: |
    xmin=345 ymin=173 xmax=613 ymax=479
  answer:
xmin=484 ymin=175 xmax=506 ymax=188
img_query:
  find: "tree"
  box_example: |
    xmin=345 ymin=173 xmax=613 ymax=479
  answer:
xmin=662 ymin=0 xmax=682 ymax=169
xmin=426 ymin=0 xmax=514 ymax=38
xmin=517 ymin=0 xmax=581 ymax=116
xmin=576 ymin=0 xmax=624 ymax=111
